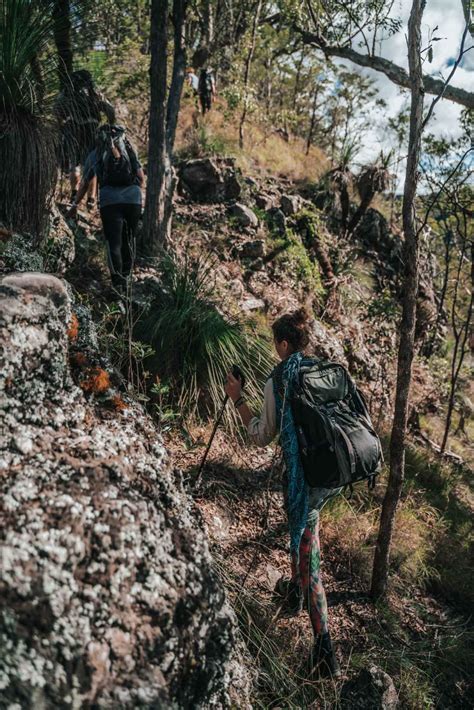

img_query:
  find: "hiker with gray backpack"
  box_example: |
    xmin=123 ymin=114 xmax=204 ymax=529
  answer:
xmin=67 ymin=124 xmax=144 ymax=292
xmin=225 ymin=308 xmax=383 ymax=679
xmin=198 ymin=67 xmax=216 ymax=115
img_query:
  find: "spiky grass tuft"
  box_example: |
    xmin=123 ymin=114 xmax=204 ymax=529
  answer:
xmin=138 ymin=251 xmax=276 ymax=428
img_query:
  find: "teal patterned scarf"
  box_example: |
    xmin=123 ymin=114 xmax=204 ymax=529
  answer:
xmin=273 ymin=351 xmax=309 ymax=554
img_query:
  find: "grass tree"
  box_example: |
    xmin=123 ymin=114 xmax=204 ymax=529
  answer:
xmin=0 ymin=0 xmax=59 ymax=238
xmin=347 ymin=155 xmax=392 ymax=235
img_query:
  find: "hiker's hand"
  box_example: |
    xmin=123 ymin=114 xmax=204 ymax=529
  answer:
xmin=66 ymin=204 xmax=78 ymax=220
xmin=225 ymin=371 xmax=242 ymax=402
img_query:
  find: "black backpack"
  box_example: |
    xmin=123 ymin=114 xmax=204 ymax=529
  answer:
xmin=199 ymin=70 xmax=214 ymax=95
xmin=96 ymin=125 xmax=135 ymax=187
xmin=277 ymin=357 xmax=383 ymax=490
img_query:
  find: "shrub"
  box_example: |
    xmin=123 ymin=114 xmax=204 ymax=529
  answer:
xmin=137 ymin=252 xmax=276 ymax=426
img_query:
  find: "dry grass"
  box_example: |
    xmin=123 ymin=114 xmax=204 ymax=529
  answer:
xmin=175 ymin=100 xmax=329 ymax=183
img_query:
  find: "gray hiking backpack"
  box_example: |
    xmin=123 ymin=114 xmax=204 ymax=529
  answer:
xmin=280 ymin=358 xmax=383 ymax=490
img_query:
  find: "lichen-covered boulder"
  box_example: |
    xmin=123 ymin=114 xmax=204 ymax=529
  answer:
xmin=0 ymin=273 xmax=252 ymax=708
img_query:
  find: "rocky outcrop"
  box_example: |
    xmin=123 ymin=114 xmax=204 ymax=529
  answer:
xmin=178 ymin=157 xmax=242 ymax=203
xmin=0 ymin=273 xmax=251 ymax=708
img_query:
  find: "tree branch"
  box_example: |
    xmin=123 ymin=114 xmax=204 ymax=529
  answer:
xmin=296 ymin=27 xmax=474 ymax=109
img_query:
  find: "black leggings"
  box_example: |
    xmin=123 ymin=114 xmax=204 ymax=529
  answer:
xmin=100 ymin=203 xmax=141 ymax=286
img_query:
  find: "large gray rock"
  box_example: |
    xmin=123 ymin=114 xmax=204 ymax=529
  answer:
xmin=280 ymin=194 xmax=303 ymax=216
xmin=178 ymin=158 xmax=241 ymax=203
xmin=229 ymin=203 xmax=259 ymax=229
xmin=0 ymin=273 xmax=252 ymax=708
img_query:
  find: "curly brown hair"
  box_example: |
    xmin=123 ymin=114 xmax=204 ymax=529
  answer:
xmin=271 ymin=308 xmax=311 ymax=352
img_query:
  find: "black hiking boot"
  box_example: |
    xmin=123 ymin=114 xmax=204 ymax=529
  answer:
xmin=274 ymin=577 xmax=303 ymax=615
xmin=309 ymin=632 xmax=341 ymax=679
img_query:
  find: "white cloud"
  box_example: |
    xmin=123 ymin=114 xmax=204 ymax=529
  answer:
xmin=340 ymin=0 xmax=474 ymax=169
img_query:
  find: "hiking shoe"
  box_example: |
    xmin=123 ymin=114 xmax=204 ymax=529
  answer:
xmin=309 ymin=633 xmax=341 ymax=679
xmin=86 ymin=197 xmax=96 ymax=210
xmin=274 ymin=577 xmax=303 ymax=615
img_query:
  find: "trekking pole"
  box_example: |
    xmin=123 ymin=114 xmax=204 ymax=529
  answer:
xmin=194 ymin=365 xmax=245 ymax=489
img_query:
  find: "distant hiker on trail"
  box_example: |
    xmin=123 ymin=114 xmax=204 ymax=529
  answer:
xmin=67 ymin=124 xmax=144 ymax=293
xmin=55 ymin=70 xmax=116 ymax=208
xmin=186 ymin=68 xmax=199 ymax=95
xmin=198 ymin=67 xmax=216 ymax=115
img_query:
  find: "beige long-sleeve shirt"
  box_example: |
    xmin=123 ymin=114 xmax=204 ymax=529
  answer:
xmin=247 ymin=378 xmax=278 ymax=446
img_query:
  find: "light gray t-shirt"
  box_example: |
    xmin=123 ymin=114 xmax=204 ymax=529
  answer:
xmin=83 ymin=149 xmax=142 ymax=208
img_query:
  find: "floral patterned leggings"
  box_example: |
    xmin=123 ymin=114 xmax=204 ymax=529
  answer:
xmin=290 ymin=512 xmax=329 ymax=635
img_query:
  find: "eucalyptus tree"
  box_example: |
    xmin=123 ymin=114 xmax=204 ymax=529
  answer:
xmin=142 ymin=0 xmax=188 ymax=250
xmin=283 ymin=0 xmax=474 ymax=109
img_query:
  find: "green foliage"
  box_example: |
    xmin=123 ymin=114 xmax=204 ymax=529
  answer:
xmin=266 ymin=217 xmax=324 ymax=297
xmin=366 ymin=289 xmax=399 ymax=319
xmin=177 ymin=124 xmax=235 ymax=160
xmin=137 ymin=252 xmax=275 ymax=426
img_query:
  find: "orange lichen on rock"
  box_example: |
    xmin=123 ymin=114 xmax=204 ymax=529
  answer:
xmin=67 ymin=313 xmax=79 ymax=341
xmin=70 ymin=351 xmax=88 ymax=367
xmin=80 ymin=368 xmax=111 ymax=394
xmin=111 ymin=394 xmax=127 ymax=411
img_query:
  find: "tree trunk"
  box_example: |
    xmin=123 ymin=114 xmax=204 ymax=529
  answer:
xmin=370 ymin=0 xmax=425 ymax=600
xmin=52 ymin=0 xmax=73 ymax=87
xmin=142 ymin=0 xmax=187 ymax=251
xmin=238 ymin=0 xmax=263 ymax=150
xmin=440 ymin=239 xmax=473 ymax=453
xmin=347 ymin=191 xmax=375 ymax=235
xmin=142 ymin=0 xmax=169 ymax=252
xmin=305 ymin=84 xmax=320 ymax=155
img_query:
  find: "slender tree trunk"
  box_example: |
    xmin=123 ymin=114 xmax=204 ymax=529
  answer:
xmin=142 ymin=0 xmax=169 ymax=252
xmin=292 ymin=48 xmax=305 ymax=113
xmin=347 ymin=191 xmax=375 ymax=235
xmin=305 ymin=84 xmax=320 ymax=155
xmin=440 ymin=238 xmax=473 ymax=453
xmin=238 ymin=0 xmax=263 ymax=150
xmin=52 ymin=0 xmax=73 ymax=87
xmin=143 ymin=0 xmax=187 ymax=251
xmin=370 ymin=0 xmax=426 ymax=600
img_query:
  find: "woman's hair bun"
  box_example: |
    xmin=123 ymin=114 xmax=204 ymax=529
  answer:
xmin=272 ymin=307 xmax=312 ymax=351
xmin=292 ymin=307 xmax=310 ymax=326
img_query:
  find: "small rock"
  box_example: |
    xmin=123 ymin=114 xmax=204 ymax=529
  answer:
xmin=280 ymin=194 xmax=303 ymax=216
xmin=239 ymin=240 xmax=265 ymax=259
xmin=255 ymin=193 xmax=277 ymax=211
xmin=340 ymin=665 xmax=398 ymax=709
xmin=268 ymin=208 xmax=287 ymax=236
xmin=229 ymin=203 xmax=259 ymax=229
xmin=240 ymin=297 xmax=266 ymax=312
xmin=12 ymin=436 xmax=34 ymax=455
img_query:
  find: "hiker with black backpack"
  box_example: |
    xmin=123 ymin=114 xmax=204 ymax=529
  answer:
xmin=198 ymin=67 xmax=216 ymax=115
xmin=67 ymin=124 xmax=144 ymax=292
xmin=55 ymin=70 xmax=116 ymax=208
xmin=225 ymin=308 xmax=382 ymax=679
